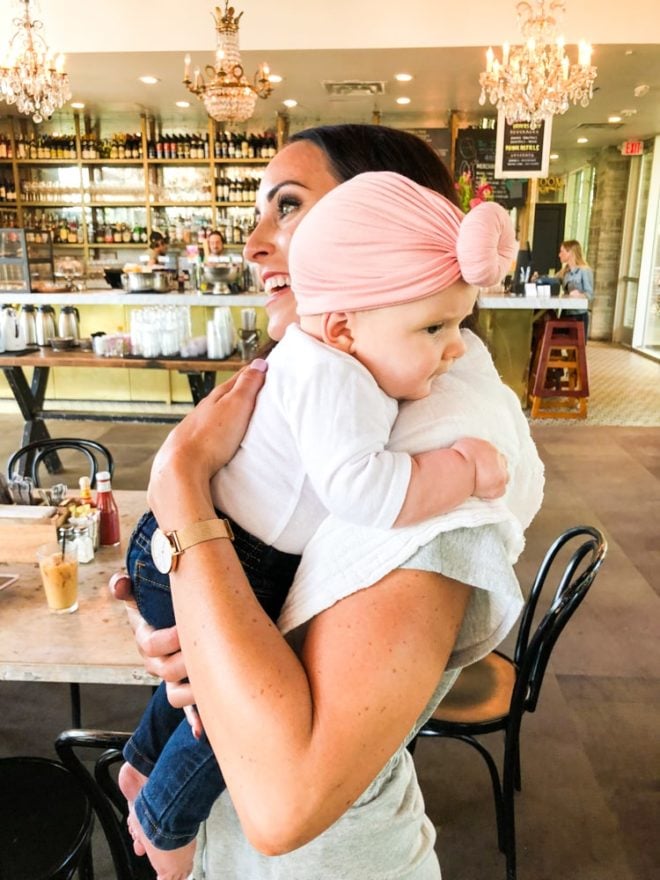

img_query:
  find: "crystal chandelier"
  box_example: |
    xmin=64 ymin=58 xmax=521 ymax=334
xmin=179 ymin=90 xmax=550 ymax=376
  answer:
xmin=183 ymin=2 xmax=273 ymax=124
xmin=0 ymin=0 xmax=71 ymax=123
xmin=479 ymin=1 xmax=597 ymax=126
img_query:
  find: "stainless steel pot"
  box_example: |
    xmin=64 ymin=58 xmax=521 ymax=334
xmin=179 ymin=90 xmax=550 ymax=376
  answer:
xmin=203 ymin=256 xmax=242 ymax=287
xmin=153 ymin=270 xmax=175 ymax=292
xmin=122 ymin=271 xmax=155 ymax=292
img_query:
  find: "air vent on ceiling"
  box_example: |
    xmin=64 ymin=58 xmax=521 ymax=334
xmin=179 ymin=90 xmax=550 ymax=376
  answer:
xmin=575 ymin=121 xmax=625 ymax=130
xmin=322 ymin=80 xmax=386 ymax=101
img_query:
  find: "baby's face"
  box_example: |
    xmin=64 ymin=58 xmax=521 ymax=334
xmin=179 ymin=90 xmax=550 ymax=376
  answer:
xmin=346 ymin=281 xmax=477 ymax=401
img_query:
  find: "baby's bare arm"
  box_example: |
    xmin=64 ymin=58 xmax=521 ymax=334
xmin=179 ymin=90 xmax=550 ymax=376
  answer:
xmin=394 ymin=438 xmax=508 ymax=527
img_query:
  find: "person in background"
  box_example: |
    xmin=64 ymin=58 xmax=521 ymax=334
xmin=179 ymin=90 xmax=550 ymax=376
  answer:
xmin=557 ymin=239 xmax=594 ymax=337
xmin=205 ymin=229 xmax=225 ymax=261
xmin=115 ymin=124 xmax=543 ymax=880
xmin=148 ymin=231 xmax=169 ymax=267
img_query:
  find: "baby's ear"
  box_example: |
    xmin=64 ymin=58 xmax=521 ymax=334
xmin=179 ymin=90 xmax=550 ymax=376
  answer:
xmin=321 ymin=311 xmax=354 ymax=352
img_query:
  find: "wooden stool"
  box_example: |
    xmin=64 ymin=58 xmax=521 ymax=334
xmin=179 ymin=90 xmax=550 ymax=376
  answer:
xmin=528 ymin=320 xmax=589 ymax=419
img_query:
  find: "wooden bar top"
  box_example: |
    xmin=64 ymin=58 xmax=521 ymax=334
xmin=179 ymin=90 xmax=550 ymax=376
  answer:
xmin=0 ymin=490 xmax=158 ymax=687
xmin=0 ymin=347 xmax=245 ymax=372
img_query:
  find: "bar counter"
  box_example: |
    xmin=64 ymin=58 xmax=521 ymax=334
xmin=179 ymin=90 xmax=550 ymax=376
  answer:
xmin=0 ymin=287 xmax=588 ymax=407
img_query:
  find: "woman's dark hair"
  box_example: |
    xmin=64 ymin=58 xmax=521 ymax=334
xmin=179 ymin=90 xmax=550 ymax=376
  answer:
xmin=288 ymin=124 xmax=459 ymax=207
xmin=149 ymin=230 xmax=168 ymax=248
xmin=289 ymin=124 xmax=478 ymax=333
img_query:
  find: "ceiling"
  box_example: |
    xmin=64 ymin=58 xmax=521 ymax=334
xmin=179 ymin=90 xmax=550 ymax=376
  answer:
xmin=2 ymin=1 xmax=660 ymax=175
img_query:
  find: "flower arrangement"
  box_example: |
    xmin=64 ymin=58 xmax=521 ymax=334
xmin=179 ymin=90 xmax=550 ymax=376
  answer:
xmin=455 ymin=170 xmax=494 ymax=214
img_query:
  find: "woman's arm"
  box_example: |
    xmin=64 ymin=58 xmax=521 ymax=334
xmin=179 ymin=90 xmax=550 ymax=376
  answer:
xmin=146 ymin=361 xmax=469 ymax=853
xmin=150 ymin=435 xmax=469 ymax=853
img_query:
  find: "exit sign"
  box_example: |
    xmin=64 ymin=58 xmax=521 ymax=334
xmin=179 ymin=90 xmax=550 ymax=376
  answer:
xmin=621 ymin=140 xmax=644 ymax=156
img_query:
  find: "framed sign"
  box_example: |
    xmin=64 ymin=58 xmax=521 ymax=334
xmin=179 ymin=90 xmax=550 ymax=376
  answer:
xmin=495 ymin=114 xmax=553 ymax=178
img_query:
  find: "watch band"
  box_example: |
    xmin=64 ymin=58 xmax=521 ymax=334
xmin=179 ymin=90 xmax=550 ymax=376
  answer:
xmin=170 ymin=518 xmax=235 ymax=554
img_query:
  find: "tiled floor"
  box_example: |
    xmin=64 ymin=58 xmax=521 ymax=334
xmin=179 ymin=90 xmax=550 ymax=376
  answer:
xmin=0 ymin=346 xmax=658 ymax=879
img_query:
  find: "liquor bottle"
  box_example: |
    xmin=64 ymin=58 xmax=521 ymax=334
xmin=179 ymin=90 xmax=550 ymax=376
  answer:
xmin=96 ymin=470 xmax=121 ymax=546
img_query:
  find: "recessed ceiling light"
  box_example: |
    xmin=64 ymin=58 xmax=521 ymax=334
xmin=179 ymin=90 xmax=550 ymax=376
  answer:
xmin=550 ymin=153 xmax=559 ymax=160
xmin=625 ymin=49 xmax=634 ymax=55
xmin=268 ymin=74 xmax=283 ymax=84
xmin=394 ymin=73 xmax=413 ymax=82
xmin=282 ymin=99 xmax=297 ymax=108
xmin=70 ymin=102 xmax=85 ymax=109
xmin=608 ymin=115 xmax=622 ymax=123
xmin=175 ymin=100 xmax=190 ymax=108
xmin=396 ymin=96 xmax=411 ymax=105
xmin=139 ymin=75 xmax=160 ymax=85
xmin=577 ymin=137 xmax=589 ymax=144
xmin=633 ymin=84 xmax=650 ymax=98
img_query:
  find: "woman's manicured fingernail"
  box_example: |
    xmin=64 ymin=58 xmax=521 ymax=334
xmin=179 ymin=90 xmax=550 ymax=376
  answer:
xmin=250 ymin=358 xmax=268 ymax=373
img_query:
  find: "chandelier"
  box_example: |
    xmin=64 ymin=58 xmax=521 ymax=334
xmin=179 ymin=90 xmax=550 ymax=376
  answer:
xmin=183 ymin=2 xmax=273 ymax=124
xmin=0 ymin=0 xmax=71 ymax=123
xmin=479 ymin=1 xmax=597 ymax=126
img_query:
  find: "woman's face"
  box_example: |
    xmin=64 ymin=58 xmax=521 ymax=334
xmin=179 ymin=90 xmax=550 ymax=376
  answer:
xmin=559 ymin=244 xmax=571 ymax=265
xmin=243 ymin=141 xmax=340 ymax=341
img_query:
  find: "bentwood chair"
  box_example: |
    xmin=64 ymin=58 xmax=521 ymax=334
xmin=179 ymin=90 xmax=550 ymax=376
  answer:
xmin=55 ymin=729 xmax=155 ymax=880
xmin=0 ymin=755 xmax=94 ymax=880
xmin=7 ymin=437 xmax=114 ymax=488
xmin=7 ymin=438 xmax=114 ymax=729
xmin=413 ymin=525 xmax=607 ymax=880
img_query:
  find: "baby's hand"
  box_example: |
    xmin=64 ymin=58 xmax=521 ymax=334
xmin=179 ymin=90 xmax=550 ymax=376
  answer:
xmin=452 ymin=437 xmax=508 ymax=500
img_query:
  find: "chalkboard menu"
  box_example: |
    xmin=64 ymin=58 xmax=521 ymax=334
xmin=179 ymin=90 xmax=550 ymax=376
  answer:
xmin=495 ymin=115 xmax=552 ymax=178
xmin=454 ymin=128 xmax=526 ymax=208
xmin=405 ymin=127 xmax=451 ymax=163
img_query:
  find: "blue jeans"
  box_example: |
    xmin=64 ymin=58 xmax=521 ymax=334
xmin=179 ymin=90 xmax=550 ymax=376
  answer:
xmin=123 ymin=510 xmax=300 ymax=849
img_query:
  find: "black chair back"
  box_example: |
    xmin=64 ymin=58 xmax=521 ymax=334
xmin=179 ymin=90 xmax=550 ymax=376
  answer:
xmin=512 ymin=525 xmax=607 ymax=717
xmin=7 ymin=437 xmax=114 ymax=488
xmin=55 ymin=729 xmax=155 ymax=880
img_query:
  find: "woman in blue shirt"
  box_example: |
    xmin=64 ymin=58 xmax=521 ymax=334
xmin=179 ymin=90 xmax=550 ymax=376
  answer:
xmin=558 ymin=239 xmax=594 ymax=337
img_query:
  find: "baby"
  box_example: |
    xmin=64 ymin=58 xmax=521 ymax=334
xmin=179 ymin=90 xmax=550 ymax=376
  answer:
xmin=120 ymin=171 xmax=517 ymax=879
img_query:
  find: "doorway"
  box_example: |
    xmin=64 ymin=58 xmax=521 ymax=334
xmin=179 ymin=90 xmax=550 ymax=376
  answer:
xmin=532 ymin=203 xmax=566 ymax=275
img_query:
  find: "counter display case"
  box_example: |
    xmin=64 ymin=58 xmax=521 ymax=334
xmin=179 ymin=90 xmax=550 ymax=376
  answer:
xmin=0 ymin=228 xmax=54 ymax=291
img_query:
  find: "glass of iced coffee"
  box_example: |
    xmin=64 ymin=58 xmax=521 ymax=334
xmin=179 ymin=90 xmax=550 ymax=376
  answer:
xmin=36 ymin=543 xmax=79 ymax=614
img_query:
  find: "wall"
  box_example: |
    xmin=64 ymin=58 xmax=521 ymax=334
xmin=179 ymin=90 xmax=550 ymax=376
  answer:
xmin=587 ymin=147 xmax=629 ymax=340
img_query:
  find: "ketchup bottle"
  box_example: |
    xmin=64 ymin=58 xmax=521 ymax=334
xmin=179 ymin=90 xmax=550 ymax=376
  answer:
xmin=96 ymin=470 xmax=121 ymax=547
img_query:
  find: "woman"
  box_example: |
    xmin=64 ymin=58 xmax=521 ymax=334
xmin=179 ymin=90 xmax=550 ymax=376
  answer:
xmin=147 ymin=230 xmax=169 ymax=267
xmin=125 ymin=125 xmax=542 ymax=879
xmin=557 ymin=239 xmax=594 ymax=337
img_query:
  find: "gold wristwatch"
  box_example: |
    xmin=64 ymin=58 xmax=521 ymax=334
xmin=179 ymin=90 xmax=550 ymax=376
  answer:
xmin=151 ymin=518 xmax=234 ymax=574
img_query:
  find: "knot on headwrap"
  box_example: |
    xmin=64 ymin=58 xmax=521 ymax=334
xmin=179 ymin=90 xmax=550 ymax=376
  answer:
xmin=290 ymin=171 xmax=518 ymax=316
xmin=456 ymin=201 xmax=518 ymax=287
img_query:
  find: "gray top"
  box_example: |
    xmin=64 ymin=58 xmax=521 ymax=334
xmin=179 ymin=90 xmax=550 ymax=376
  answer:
xmin=192 ymin=524 xmax=524 ymax=879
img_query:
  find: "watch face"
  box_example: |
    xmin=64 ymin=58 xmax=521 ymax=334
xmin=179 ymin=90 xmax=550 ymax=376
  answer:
xmin=151 ymin=528 xmax=174 ymax=574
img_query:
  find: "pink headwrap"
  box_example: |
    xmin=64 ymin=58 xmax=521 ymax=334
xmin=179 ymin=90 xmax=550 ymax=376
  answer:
xmin=290 ymin=171 xmax=518 ymax=315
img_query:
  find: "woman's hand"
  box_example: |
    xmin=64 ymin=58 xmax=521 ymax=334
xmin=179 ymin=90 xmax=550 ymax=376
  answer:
xmin=147 ymin=360 xmax=268 ymax=525
xmin=108 ymin=573 xmax=202 ymax=734
xmin=128 ymin=604 xmax=202 ymax=735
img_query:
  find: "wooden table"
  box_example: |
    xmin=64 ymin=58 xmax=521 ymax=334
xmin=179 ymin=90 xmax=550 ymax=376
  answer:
xmin=1 ymin=347 xmax=245 ymax=474
xmin=0 ymin=491 xmax=157 ymax=691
